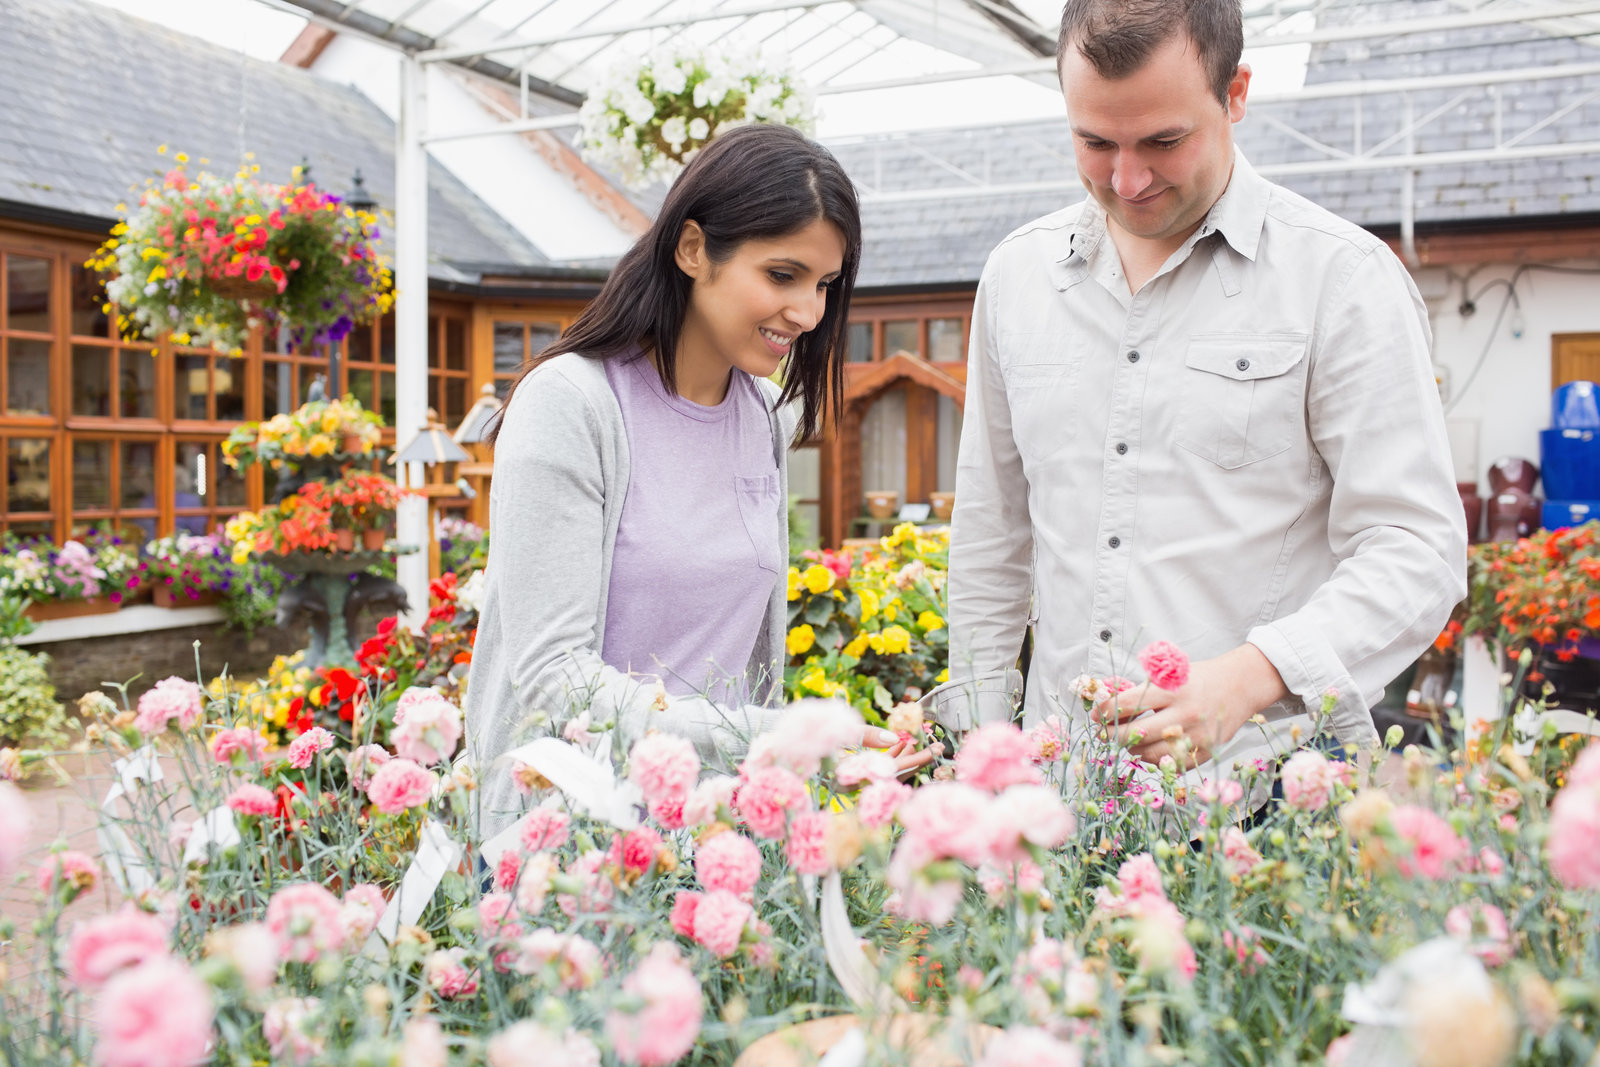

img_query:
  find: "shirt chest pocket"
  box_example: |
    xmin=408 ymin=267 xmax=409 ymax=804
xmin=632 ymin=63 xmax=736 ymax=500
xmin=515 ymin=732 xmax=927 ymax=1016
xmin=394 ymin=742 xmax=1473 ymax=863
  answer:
xmin=1174 ymin=334 xmax=1309 ymax=470
xmin=1003 ymin=339 xmax=1080 ymax=454
xmin=735 ymin=472 xmax=781 ymax=574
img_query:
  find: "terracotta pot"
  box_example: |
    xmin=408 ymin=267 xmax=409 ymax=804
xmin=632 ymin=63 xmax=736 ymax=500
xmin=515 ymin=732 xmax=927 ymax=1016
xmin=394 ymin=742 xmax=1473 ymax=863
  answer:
xmin=153 ymin=587 xmax=220 ymax=609
xmin=864 ymin=489 xmax=900 ymax=520
xmin=361 ymin=527 xmax=387 ymax=551
xmin=334 ymin=527 xmax=356 ymax=552
xmin=26 ymin=596 xmax=121 ymax=621
xmin=341 ymin=432 xmax=363 ymax=455
xmin=206 ymin=274 xmax=278 ymax=302
xmin=928 ymin=491 xmax=955 ymax=521
xmin=1486 ymin=455 xmax=1539 ymax=495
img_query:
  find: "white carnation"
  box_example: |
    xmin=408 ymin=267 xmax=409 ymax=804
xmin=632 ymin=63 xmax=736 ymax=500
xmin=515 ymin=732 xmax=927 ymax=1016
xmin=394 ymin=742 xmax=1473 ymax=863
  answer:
xmin=660 ymin=115 xmax=689 ymax=148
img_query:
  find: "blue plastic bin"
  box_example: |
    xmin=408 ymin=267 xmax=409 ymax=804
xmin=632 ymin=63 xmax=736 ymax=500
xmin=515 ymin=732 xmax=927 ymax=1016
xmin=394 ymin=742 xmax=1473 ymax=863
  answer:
xmin=1553 ymin=380 xmax=1600 ymax=430
xmin=1542 ymin=499 xmax=1600 ymax=530
xmin=1540 ymin=427 xmax=1600 ymax=500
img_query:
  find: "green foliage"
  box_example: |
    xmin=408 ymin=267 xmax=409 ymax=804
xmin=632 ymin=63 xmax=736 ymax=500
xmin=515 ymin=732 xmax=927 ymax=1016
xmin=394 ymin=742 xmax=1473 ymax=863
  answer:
xmin=0 ymin=645 xmax=69 ymax=747
xmin=0 ymin=593 xmax=37 ymax=646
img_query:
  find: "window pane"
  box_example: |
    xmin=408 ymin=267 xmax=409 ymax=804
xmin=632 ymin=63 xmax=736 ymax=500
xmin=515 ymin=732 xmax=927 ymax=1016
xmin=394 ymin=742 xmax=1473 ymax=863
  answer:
xmin=73 ymin=439 xmax=112 ymax=508
xmin=928 ymin=318 xmax=965 ymax=362
xmin=377 ymin=369 xmax=396 ymax=425
xmin=175 ymin=441 xmax=205 ymax=515
xmin=846 ymin=322 xmax=874 ymax=363
xmin=527 ymin=322 xmax=560 ymax=354
xmin=7 ymin=520 xmax=51 ymax=540
xmin=6 ymin=338 xmax=51 ymax=415
xmin=71 ymin=264 xmax=110 ymax=338
xmin=216 ymin=358 xmax=246 ymax=421
xmin=937 ymin=395 xmax=963 ymax=493
xmin=379 ymin=316 xmax=395 ymax=364
xmin=348 ymin=368 xmax=374 ymax=410
xmin=72 ymin=345 xmax=111 ymax=416
xmin=5 ymin=255 xmax=50 ymax=333
xmin=494 ymin=376 xmax=514 ymax=400
xmin=347 ymin=322 xmax=373 ymax=365
xmin=427 ymin=315 xmax=440 ymax=368
xmin=6 ymin=437 xmax=51 ymax=512
xmin=444 ymin=377 xmax=466 ymax=428
xmin=264 ymin=359 xmax=290 ymax=416
xmin=121 ymin=440 xmax=156 ymax=510
xmin=493 ymin=323 xmax=524 ymax=376
xmin=445 ymin=318 xmax=466 ymax=370
xmin=120 ymin=349 xmax=155 ymax=419
xmin=428 ymin=377 xmax=442 ymax=421
xmin=175 ymin=354 xmax=208 ymax=419
xmin=215 ymin=445 xmax=247 ymax=507
xmin=883 ymin=320 xmax=918 ymax=359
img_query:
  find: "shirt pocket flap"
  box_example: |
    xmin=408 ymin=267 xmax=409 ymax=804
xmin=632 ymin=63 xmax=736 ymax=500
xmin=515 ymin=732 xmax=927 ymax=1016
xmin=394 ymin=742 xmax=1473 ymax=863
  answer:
xmin=1185 ymin=335 xmax=1308 ymax=381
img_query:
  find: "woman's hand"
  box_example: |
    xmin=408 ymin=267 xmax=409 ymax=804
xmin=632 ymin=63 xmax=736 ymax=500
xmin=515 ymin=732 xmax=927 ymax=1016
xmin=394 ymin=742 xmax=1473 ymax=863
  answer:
xmin=859 ymin=726 xmax=936 ymax=777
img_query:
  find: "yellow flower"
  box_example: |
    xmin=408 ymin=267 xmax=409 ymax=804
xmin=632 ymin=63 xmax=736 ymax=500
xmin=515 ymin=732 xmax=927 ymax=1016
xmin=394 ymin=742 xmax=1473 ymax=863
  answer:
xmin=786 ymin=567 xmax=802 ymax=601
xmin=857 ymin=587 xmax=879 ymax=620
xmin=844 ymin=634 xmax=870 ymax=659
xmin=231 ymin=542 xmax=252 ymax=565
xmin=799 ymin=665 xmax=832 ymax=695
xmin=308 ymin=434 xmax=334 ymax=457
xmin=917 ymin=610 xmax=945 ymax=633
xmin=320 ymin=411 xmax=341 ymax=434
xmin=786 ymin=624 xmax=816 ymax=656
xmin=880 ymin=625 xmax=912 ymax=655
xmin=867 ymin=633 xmax=885 ymax=655
xmin=935 ymin=668 xmax=949 ymax=684
xmin=802 ymin=564 xmax=833 ymax=595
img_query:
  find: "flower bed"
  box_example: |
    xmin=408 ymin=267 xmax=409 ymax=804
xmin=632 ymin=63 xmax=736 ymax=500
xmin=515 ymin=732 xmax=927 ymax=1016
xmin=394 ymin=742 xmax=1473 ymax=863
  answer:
xmin=0 ymin=530 xmax=141 ymax=614
xmin=2 ymin=626 xmax=1597 ymax=1066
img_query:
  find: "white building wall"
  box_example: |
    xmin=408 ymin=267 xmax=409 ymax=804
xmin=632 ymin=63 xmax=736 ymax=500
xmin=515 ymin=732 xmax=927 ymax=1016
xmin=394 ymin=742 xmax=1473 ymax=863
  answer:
xmin=1420 ymin=261 xmax=1600 ymax=494
xmin=308 ymin=35 xmax=634 ymax=263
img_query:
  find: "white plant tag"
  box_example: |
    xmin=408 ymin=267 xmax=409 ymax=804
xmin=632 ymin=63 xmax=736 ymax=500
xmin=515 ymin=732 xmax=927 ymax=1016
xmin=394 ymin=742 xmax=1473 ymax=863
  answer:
xmin=376 ymin=817 xmax=462 ymax=942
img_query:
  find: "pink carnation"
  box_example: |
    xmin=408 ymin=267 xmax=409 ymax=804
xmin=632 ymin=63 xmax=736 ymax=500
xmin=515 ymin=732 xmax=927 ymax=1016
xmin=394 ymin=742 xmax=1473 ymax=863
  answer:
xmin=518 ymin=807 xmax=572 ymax=853
xmin=1025 ymin=717 xmax=1068 ymax=765
xmin=1567 ymin=741 xmax=1600 ymax=789
xmin=734 ymin=765 xmax=807 ymax=839
xmin=690 ymin=890 xmax=752 ymax=957
xmin=1196 ymin=777 xmax=1245 ymax=806
xmin=896 ymin=782 xmax=996 ymax=867
xmin=226 ymin=783 xmax=277 ymax=817
xmin=609 ymin=827 xmax=664 ymax=879
xmin=132 ymin=677 xmax=205 ymax=735
xmin=629 ymin=733 xmax=701 ymax=805
xmin=92 ymin=956 xmax=214 ymax=1067
xmin=977 ymin=1025 xmax=1083 ymax=1067
xmin=786 ymin=811 xmax=832 ymax=876
xmin=681 ymin=774 xmax=739 ymax=827
xmin=344 ymin=744 xmax=391 ymax=790
xmin=265 ymin=882 xmax=346 ymax=964
xmin=488 ymin=1021 xmax=600 ymax=1067
xmin=1549 ymin=768 xmax=1600 ymax=890
xmin=365 ymin=758 xmax=435 ymax=815
xmin=424 ymin=948 xmax=479 ymax=999
xmin=209 ymin=726 xmax=267 ymax=765
xmin=695 ymin=830 xmax=763 ymax=895
xmin=1445 ymin=900 xmax=1512 ymax=967
xmin=649 ymin=796 xmax=687 ymax=830
xmin=339 ymin=884 xmax=388 ymax=948
xmin=515 ymin=928 xmax=603 ymax=990
xmin=987 ymin=784 xmax=1075 ymax=864
xmin=1222 ymin=926 xmax=1268 ymax=973
xmin=1102 ymin=675 xmax=1135 ymax=694
xmin=1386 ymin=805 xmax=1468 ymax=880
xmin=955 ymin=723 xmax=1041 ymax=793
xmin=1282 ymin=750 xmax=1337 ymax=811
xmin=1115 ymin=854 xmax=1167 ymax=902
xmin=855 ymin=779 xmax=912 ymax=828
xmin=211 ymin=921 xmax=279 ymax=994
xmin=605 ymin=944 xmax=703 ymax=1066
xmin=0 ymin=782 xmax=30 ymax=884
xmin=390 ymin=687 xmax=463 ymax=765
xmin=286 ymin=727 xmax=335 ymax=770
xmin=263 ymin=997 xmax=323 ymax=1065
xmin=670 ymin=890 xmax=702 ymax=938
xmin=835 ymin=751 xmax=898 ymax=788
xmin=1221 ymin=826 xmax=1264 ymax=877
xmin=478 ymin=891 xmax=524 ymax=942
xmin=1138 ymin=641 xmax=1190 ymax=691
xmin=556 ymin=849 xmax=614 ymax=918
xmin=65 ymin=905 xmax=171 ymax=990
xmin=37 ymin=849 xmax=99 ymax=899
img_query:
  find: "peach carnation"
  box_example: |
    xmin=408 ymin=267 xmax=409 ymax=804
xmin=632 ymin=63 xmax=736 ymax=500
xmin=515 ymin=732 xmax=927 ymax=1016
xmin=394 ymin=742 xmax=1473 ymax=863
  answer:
xmin=226 ymin=783 xmax=277 ymax=817
xmin=390 ymin=687 xmax=463 ymax=765
xmin=955 ymin=723 xmax=1041 ymax=793
xmin=265 ymin=882 xmax=345 ymax=964
xmin=132 ymin=676 xmax=205 ymax=735
xmin=628 ymin=732 xmax=701 ymax=804
xmin=605 ymin=944 xmax=703 ymax=1066
xmin=92 ymin=956 xmax=214 ymax=1067
xmin=365 ymin=757 xmax=435 ymax=814
xmin=65 ymin=904 xmax=171 ymax=990
xmin=695 ymin=830 xmax=763 ymax=895
xmin=285 ymin=727 xmax=335 ymax=770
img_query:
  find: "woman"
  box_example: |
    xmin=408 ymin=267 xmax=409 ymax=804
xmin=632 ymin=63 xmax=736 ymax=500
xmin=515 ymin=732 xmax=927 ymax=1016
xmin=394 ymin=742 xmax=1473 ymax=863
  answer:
xmin=467 ymin=125 xmax=921 ymax=832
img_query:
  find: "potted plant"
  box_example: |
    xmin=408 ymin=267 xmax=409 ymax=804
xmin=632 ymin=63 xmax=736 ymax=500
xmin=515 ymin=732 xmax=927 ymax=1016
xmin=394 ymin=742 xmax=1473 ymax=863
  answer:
xmin=223 ymin=396 xmax=384 ymax=474
xmin=0 ymin=531 xmax=140 ymax=620
xmin=141 ymin=531 xmax=234 ymax=607
xmin=578 ymin=46 xmax=814 ymax=189
xmin=88 ymin=151 xmax=394 ymax=354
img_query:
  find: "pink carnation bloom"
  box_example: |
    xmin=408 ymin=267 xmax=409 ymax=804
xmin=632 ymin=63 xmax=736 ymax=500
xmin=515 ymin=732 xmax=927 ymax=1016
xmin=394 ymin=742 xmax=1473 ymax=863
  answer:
xmin=226 ymin=783 xmax=277 ymax=817
xmin=752 ymin=698 xmax=863 ymax=779
xmin=132 ymin=676 xmax=205 ymax=735
xmin=786 ymin=810 xmax=833 ymax=876
xmin=344 ymin=744 xmax=391 ymax=790
xmin=835 ymin=751 xmax=898 ymax=788
xmin=605 ymin=944 xmax=703 ymax=1066
xmin=1281 ymin=750 xmax=1337 ymax=811
xmin=477 ymin=891 xmax=524 ymax=942
xmin=670 ymin=890 xmax=702 ymax=938
xmin=92 ymin=956 xmax=214 ymax=1067
xmin=556 ymin=849 xmax=615 ymax=918
xmin=1025 ymin=717 xmax=1068 ymax=765
xmin=695 ymin=830 xmax=763 ymax=895
xmin=515 ymin=928 xmax=604 ymax=990
xmin=681 ymin=774 xmax=739 ymax=827
xmin=339 ymin=884 xmax=388 ymax=948
xmin=976 ymin=1025 xmax=1083 ymax=1067
xmin=1325 ymin=1034 xmax=1354 ymax=1066
xmin=1445 ymin=900 xmax=1512 ymax=967
xmin=855 ymin=779 xmax=912 ymax=829
xmin=1138 ymin=640 xmax=1190 ymax=691
xmin=265 ymin=882 xmax=346 ymax=964
xmin=734 ymin=765 xmax=807 ymax=839
xmin=885 ymin=838 xmax=966 ymax=925
xmin=209 ymin=726 xmax=267 ymax=766
xmin=955 ymin=723 xmax=1041 ymax=793
xmin=1196 ymin=777 xmax=1245 ymax=806
xmin=365 ymin=758 xmax=435 ymax=815
xmin=649 ymin=796 xmax=686 ymax=830
xmin=1548 ymin=772 xmax=1600 ymax=890
xmin=609 ymin=827 xmax=665 ymax=879
xmin=1385 ymin=805 xmax=1468 ymax=880
xmin=514 ymin=852 xmax=559 ymax=916
xmin=1102 ymin=675 xmax=1135 ymax=694
xmin=495 ymin=850 xmax=524 ymax=892
xmin=263 ymin=997 xmax=323 ymax=1065
xmin=690 ymin=889 xmax=752 ymax=957
xmin=0 ymin=782 xmax=30 ymax=884
xmin=212 ymin=921 xmax=279 ymax=994
xmin=37 ymin=849 xmax=99 ymax=899
xmin=403 ymin=1016 xmax=448 ymax=1067
xmin=1221 ymin=926 xmax=1268 ymax=973
xmin=1566 ymin=741 xmax=1600 ymax=789
xmin=65 ymin=904 xmax=171 ymax=990
xmin=897 ymin=782 xmax=996 ymax=868
xmin=1114 ymin=854 xmax=1167 ymax=902
xmin=488 ymin=1022 xmax=600 ymax=1067
xmin=987 ymin=785 xmax=1075 ymax=864
xmin=1221 ymin=827 xmax=1264 ymax=877
xmin=285 ymin=727 xmax=336 ymax=770
xmin=629 ymin=733 xmax=702 ymax=804
xmin=424 ymin=948 xmax=479 ymax=999
xmin=390 ymin=687 xmax=463 ymax=765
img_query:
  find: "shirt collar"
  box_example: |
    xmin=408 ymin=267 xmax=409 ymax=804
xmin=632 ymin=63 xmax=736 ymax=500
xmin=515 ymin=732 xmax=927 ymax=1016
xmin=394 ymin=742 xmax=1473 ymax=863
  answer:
xmin=1062 ymin=145 xmax=1269 ymax=265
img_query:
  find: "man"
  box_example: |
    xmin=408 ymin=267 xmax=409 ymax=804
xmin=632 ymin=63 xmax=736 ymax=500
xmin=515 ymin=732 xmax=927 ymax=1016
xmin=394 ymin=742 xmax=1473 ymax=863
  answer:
xmin=934 ymin=0 xmax=1467 ymax=777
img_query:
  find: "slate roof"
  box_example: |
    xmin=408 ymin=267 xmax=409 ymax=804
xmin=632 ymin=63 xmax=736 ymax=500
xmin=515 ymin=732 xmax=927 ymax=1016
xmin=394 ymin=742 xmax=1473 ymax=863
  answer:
xmin=0 ymin=0 xmax=548 ymax=276
xmin=830 ymin=0 xmax=1600 ymax=288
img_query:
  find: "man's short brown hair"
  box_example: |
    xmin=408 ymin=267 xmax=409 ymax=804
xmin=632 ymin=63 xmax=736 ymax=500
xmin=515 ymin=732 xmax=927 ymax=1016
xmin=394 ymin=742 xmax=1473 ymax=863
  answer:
xmin=1057 ymin=0 xmax=1244 ymax=105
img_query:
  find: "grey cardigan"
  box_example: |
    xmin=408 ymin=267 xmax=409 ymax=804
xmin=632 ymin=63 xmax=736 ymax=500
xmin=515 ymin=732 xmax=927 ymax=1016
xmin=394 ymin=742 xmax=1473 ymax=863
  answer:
xmin=464 ymin=352 xmax=796 ymax=834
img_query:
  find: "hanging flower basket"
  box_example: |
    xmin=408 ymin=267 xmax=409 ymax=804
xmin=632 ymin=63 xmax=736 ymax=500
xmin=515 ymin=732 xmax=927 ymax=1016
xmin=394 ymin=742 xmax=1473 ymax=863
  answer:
xmin=87 ymin=149 xmax=395 ymax=355
xmin=578 ymin=46 xmax=814 ymax=189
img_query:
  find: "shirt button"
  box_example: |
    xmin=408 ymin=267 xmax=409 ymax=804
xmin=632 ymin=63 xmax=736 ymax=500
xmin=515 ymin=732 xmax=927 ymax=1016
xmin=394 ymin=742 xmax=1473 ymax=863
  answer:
xmin=1115 ymin=442 xmax=1128 ymax=455
xmin=1108 ymin=535 xmax=1121 ymax=548
xmin=1127 ymin=350 xmax=1141 ymax=363
xmin=1236 ymin=358 xmax=1250 ymax=372
xmin=1099 ymin=629 xmax=1112 ymax=642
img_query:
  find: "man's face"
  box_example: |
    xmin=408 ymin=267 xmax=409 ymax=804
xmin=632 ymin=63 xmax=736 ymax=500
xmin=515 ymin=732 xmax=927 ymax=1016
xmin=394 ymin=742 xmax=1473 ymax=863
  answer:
xmin=1060 ymin=33 xmax=1250 ymax=247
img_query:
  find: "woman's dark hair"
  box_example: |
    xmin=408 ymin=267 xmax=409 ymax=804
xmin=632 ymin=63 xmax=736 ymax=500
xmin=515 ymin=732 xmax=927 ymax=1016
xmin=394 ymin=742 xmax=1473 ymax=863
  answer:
xmin=492 ymin=123 xmax=861 ymax=446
